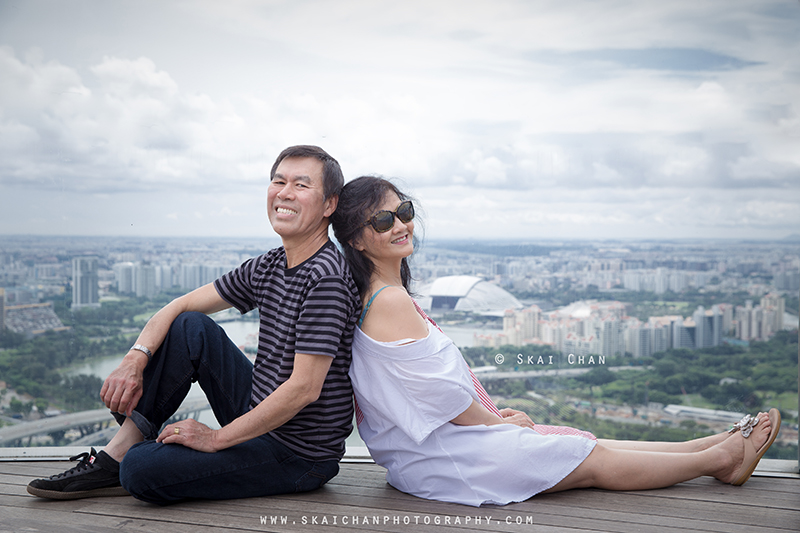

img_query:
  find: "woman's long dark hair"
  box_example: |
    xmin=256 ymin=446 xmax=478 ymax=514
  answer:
xmin=331 ymin=176 xmax=417 ymax=297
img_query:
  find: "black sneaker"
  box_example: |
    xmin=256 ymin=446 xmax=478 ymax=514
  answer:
xmin=27 ymin=448 xmax=128 ymax=500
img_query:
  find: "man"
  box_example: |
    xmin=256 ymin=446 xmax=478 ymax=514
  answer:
xmin=27 ymin=145 xmax=361 ymax=504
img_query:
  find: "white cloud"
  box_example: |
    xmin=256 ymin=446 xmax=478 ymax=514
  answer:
xmin=0 ymin=0 xmax=798 ymax=239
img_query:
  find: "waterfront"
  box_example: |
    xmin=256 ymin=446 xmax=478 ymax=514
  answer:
xmin=69 ymin=319 xmax=369 ymax=446
xmin=65 ymin=318 xmax=492 ymax=448
xmin=71 ymin=320 xmax=495 ymax=381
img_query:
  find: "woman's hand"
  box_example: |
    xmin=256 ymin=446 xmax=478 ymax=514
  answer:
xmin=498 ymin=408 xmax=535 ymax=429
xmin=157 ymin=419 xmax=220 ymax=453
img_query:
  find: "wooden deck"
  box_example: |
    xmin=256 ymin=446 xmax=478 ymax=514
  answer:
xmin=1 ymin=460 xmax=798 ymax=532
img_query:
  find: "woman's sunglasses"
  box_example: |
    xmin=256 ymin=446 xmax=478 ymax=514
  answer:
xmin=361 ymin=200 xmax=415 ymax=233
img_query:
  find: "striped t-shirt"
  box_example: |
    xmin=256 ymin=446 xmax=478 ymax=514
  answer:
xmin=214 ymin=240 xmax=361 ymax=461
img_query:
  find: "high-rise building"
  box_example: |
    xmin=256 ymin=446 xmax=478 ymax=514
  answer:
xmin=632 ymin=326 xmax=652 ymax=358
xmin=672 ymin=317 xmax=697 ymax=349
xmin=181 ymin=264 xmax=203 ymax=291
xmin=710 ymin=305 xmax=722 ymax=346
xmin=750 ymin=306 xmax=764 ymax=340
xmin=692 ymin=305 xmax=722 ymax=348
xmin=717 ymin=303 xmax=734 ymax=335
xmin=593 ymin=318 xmax=622 ymax=358
xmin=72 ymin=256 xmax=100 ymax=308
xmin=654 ymin=268 xmax=669 ymax=295
xmin=624 ymin=271 xmax=642 ymax=291
xmin=733 ymin=297 xmax=785 ymax=342
xmin=735 ymin=301 xmax=753 ymax=341
xmin=651 ymin=323 xmax=670 ymax=353
xmin=0 ymin=287 xmax=5 ymax=334
xmin=136 ymin=265 xmax=157 ymax=299
xmin=155 ymin=264 xmax=174 ymax=290
xmin=760 ymin=293 xmax=785 ymax=331
xmin=113 ymin=262 xmax=136 ymax=294
xmin=693 ymin=307 xmax=707 ymax=348
xmin=202 ymin=265 xmax=232 ymax=286
xmin=774 ymin=270 xmax=800 ymax=291
xmin=669 ymin=271 xmax=688 ymax=293
xmin=503 ymin=309 xmax=516 ymax=334
xmin=519 ymin=305 xmax=540 ymax=340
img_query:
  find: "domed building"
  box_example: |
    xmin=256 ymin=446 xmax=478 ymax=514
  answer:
xmin=415 ymin=275 xmax=523 ymax=316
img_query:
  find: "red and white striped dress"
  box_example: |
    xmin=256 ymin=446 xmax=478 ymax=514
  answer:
xmin=350 ymin=299 xmax=597 ymax=506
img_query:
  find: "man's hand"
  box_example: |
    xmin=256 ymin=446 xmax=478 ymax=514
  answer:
xmin=498 ymin=408 xmax=535 ymax=429
xmin=99 ymin=284 xmax=232 ymax=417
xmin=100 ymin=353 xmax=147 ymax=416
xmin=158 ymin=419 xmax=219 ymax=453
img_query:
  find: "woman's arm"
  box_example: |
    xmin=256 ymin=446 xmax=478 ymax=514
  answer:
xmin=360 ymin=286 xmax=535 ymax=431
xmin=451 ymin=400 xmax=535 ymax=429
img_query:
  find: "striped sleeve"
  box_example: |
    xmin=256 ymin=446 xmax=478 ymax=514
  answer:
xmin=295 ymin=275 xmax=355 ymax=358
xmin=214 ymin=256 xmax=259 ymax=315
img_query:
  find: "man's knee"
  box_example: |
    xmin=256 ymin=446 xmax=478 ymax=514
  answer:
xmin=172 ymin=311 xmax=215 ymax=335
xmin=119 ymin=442 xmax=177 ymax=505
xmin=166 ymin=311 xmax=223 ymax=359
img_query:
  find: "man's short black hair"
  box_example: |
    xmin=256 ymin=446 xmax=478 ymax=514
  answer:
xmin=270 ymin=145 xmax=344 ymax=201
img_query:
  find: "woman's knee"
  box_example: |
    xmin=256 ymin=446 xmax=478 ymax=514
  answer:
xmin=548 ymin=443 xmax=606 ymax=492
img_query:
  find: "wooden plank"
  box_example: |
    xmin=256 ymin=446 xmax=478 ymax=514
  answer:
xmin=75 ymin=495 xmax=602 ymax=533
xmin=0 ymin=507 xmax=233 ymax=533
xmin=268 ymin=488 xmax=796 ymax=533
xmin=665 ymin=476 xmax=800 ymax=496
xmin=330 ymin=482 xmax=800 ymax=531
xmin=608 ymin=480 xmax=800 ymax=506
xmin=1 ymin=462 xmax=797 ymax=533
xmin=527 ymin=485 xmax=799 ymax=514
xmin=0 ymin=461 xmax=79 ymax=480
xmin=0 ymin=503 xmax=237 ymax=533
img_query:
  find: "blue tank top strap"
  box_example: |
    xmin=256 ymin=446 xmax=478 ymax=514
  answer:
xmin=359 ymin=285 xmax=392 ymax=327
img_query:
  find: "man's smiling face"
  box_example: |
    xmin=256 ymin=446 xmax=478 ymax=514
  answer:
xmin=266 ymin=156 xmax=332 ymax=243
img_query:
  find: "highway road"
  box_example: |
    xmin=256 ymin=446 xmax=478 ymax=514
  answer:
xmin=0 ymin=398 xmax=210 ymax=446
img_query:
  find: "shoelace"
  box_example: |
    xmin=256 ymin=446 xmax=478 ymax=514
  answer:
xmin=50 ymin=450 xmax=95 ymax=479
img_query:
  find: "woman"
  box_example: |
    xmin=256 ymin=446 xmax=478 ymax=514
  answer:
xmin=331 ymin=175 xmax=781 ymax=507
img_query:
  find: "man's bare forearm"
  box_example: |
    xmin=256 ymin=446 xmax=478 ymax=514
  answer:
xmin=102 ymin=283 xmax=232 ymax=415
xmin=129 ymin=283 xmax=231 ymax=359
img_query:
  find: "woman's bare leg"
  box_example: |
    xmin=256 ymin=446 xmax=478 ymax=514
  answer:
xmin=598 ymin=432 xmax=726 ymax=453
xmin=598 ymin=412 xmax=768 ymax=453
xmin=545 ymin=412 xmax=773 ymax=493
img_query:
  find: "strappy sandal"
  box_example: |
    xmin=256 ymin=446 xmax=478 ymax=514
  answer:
xmin=729 ymin=408 xmax=781 ymax=486
xmin=728 ymin=413 xmax=761 ymax=438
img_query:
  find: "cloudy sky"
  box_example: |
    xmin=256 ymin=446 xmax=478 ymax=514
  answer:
xmin=1 ymin=0 xmax=798 ymax=241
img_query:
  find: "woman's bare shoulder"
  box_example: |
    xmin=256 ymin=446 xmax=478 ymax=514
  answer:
xmin=362 ymin=286 xmax=428 ymax=342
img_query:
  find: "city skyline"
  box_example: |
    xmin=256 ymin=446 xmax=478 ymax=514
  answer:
xmin=3 ymin=234 xmax=796 ymax=361
xmin=1 ymin=1 xmax=799 ymax=240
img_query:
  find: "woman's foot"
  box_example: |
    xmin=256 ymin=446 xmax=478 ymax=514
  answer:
xmin=713 ymin=409 xmax=780 ymax=485
xmin=685 ymin=412 xmax=768 ymax=452
xmin=690 ymin=411 xmax=769 ymax=452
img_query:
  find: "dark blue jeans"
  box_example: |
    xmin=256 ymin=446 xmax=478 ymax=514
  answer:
xmin=116 ymin=312 xmax=339 ymax=505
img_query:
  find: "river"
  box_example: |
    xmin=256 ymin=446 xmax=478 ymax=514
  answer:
xmin=71 ymin=319 xmax=491 ymax=447
xmin=72 ymin=320 xmax=491 ymax=379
